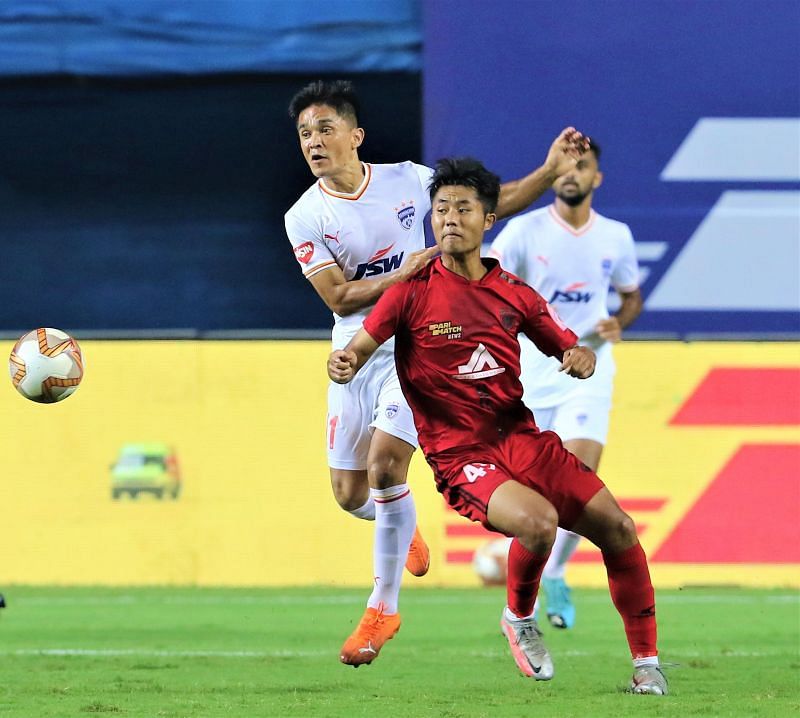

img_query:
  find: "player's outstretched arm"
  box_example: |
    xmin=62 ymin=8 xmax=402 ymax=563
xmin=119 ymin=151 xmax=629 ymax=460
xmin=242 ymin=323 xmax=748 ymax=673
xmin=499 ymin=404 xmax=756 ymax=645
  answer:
xmin=327 ymin=328 xmax=381 ymax=384
xmin=495 ymin=127 xmax=589 ymax=220
xmin=559 ymin=345 xmax=596 ymax=379
xmin=310 ymin=246 xmax=438 ymax=316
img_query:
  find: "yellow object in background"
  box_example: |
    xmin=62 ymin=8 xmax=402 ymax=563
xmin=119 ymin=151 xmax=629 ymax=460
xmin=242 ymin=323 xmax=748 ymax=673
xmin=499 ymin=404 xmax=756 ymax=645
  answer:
xmin=0 ymin=341 xmax=797 ymax=587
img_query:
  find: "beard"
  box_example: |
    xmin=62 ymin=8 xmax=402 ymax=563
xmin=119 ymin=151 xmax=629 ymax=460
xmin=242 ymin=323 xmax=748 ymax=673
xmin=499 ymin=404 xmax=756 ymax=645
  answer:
xmin=555 ymin=188 xmax=590 ymax=207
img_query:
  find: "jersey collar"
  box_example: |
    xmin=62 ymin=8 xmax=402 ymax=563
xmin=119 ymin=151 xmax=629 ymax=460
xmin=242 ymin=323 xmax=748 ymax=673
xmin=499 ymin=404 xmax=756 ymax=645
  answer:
xmin=433 ymin=256 xmax=502 ymax=284
xmin=319 ymin=163 xmax=372 ymax=200
xmin=548 ymin=204 xmax=596 ymax=236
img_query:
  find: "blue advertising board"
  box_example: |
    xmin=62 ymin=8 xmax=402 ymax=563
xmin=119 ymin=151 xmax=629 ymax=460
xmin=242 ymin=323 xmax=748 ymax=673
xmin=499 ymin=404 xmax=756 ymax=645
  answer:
xmin=422 ymin=0 xmax=800 ymax=337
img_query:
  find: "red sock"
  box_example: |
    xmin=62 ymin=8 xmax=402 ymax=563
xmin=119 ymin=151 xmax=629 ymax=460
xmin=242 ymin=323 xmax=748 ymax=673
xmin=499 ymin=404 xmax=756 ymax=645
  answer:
xmin=506 ymin=538 xmax=549 ymax=618
xmin=602 ymin=542 xmax=658 ymax=658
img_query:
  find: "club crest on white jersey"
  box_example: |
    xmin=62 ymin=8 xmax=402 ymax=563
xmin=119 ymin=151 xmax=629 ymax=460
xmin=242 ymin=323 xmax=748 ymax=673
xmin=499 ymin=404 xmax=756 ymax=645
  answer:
xmin=395 ymin=200 xmax=416 ymax=230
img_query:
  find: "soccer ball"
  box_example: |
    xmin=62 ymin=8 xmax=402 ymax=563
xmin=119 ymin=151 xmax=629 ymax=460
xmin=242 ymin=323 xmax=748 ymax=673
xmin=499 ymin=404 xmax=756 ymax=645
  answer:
xmin=9 ymin=328 xmax=84 ymax=403
xmin=472 ymin=537 xmax=513 ymax=586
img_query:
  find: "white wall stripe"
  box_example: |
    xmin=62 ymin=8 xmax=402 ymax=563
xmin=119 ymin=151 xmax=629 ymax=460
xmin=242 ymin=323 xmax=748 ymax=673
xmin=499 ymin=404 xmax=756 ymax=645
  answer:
xmin=661 ymin=118 xmax=800 ymax=181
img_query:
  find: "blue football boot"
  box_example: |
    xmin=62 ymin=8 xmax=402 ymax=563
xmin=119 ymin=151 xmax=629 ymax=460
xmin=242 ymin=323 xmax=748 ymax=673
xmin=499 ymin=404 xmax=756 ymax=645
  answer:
xmin=542 ymin=577 xmax=575 ymax=629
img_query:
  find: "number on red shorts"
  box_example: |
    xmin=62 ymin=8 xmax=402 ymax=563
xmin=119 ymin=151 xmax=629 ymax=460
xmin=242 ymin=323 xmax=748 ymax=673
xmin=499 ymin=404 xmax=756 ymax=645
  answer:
xmin=462 ymin=463 xmax=496 ymax=483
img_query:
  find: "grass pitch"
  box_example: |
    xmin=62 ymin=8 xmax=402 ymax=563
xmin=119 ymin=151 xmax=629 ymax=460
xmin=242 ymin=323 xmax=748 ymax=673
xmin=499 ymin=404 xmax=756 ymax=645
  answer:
xmin=0 ymin=586 xmax=797 ymax=717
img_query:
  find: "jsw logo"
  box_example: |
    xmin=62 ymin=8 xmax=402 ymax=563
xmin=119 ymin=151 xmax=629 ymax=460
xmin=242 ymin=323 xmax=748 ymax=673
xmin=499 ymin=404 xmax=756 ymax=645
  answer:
xmin=353 ymin=252 xmax=404 ymax=279
xmin=550 ymin=289 xmax=593 ymax=303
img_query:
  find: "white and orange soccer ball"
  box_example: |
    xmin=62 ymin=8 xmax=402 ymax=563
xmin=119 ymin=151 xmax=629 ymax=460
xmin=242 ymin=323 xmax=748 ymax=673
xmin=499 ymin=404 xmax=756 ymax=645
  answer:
xmin=9 ymin=328 xmax=83 ymax=403
xmin=472 ymin=537 xmax=513 ymax=586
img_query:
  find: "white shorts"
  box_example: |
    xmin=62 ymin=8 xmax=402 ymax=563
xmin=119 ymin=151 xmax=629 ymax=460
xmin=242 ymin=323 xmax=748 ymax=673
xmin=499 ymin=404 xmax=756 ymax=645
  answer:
xmin=326 ymin=349 xmax=418 ymax=471
xmin=532 ymin=394 xmax=611 ymax=445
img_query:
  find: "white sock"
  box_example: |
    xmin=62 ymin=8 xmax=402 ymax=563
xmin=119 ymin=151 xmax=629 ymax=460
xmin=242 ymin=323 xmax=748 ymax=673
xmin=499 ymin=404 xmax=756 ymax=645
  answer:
xmin=366 ymin=484 xmax=416 ymax=614
xmin=348 ymin=495 xmax=376 ymax=521
xmin=504 ymin=605 xmax=535 ymax=622
xmin=633 ymin=656 xmax=660 ymax=668
xmin=542 ymin=528 xmax=581 ymax=580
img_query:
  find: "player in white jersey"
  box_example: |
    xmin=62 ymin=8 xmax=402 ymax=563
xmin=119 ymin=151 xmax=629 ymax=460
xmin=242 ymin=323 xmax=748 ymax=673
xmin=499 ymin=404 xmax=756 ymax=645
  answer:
xmin=284 ymin=80 xmax=588 ymax=665
xmin=489 ymin=139 xmax=643 ymax=630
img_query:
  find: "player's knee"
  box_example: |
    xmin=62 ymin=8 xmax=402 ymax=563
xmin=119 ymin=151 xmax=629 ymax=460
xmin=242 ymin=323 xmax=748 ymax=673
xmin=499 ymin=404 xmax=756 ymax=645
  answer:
xmin=605 ymin=510 xmax=638 ymax=549
xmin=618 ymin=512 xmax=638 ymax=543
xmin=516 ymin=506 xmax=558 ymax=553
xmin=331 ymin=478 xmax=369 ymax=512
xmin=366 ymin=454 xmax=405 ymax=490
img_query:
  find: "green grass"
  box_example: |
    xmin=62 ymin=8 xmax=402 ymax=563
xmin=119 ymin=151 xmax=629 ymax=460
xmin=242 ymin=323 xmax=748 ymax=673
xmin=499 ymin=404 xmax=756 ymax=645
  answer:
xmin=0 ymin=586 xmax=797 ymax=717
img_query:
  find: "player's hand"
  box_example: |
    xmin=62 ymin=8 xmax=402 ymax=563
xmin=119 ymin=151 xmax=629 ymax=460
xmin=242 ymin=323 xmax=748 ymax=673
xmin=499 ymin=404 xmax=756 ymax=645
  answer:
xmin=559 ymin=346 xmax=595 ymax=379
xmin=328 ymin=349 xmax=357 ymax=384
xmin=544 ymin=127 xmax=590 ymax=178
xmin=397 ymin=246 xmax=439 ymax=281
xmin=596 ymin=316 xmax=622 ymax=343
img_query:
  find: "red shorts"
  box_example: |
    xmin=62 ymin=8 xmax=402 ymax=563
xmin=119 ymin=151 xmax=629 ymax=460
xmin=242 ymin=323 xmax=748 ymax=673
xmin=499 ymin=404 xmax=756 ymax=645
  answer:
xmin=426 ymin=428 xmax=605 ymax=532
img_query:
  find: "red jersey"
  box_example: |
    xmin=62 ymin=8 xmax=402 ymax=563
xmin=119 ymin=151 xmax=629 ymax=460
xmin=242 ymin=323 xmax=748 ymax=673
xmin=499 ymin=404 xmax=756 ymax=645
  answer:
xmin=363 ymin=257 xmax=578 ymax=456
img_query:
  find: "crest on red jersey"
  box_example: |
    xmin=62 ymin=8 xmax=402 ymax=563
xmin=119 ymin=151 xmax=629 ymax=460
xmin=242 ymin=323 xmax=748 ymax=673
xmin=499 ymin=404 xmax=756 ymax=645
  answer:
xmin=454 ymin=343 xmax=506 ymax=380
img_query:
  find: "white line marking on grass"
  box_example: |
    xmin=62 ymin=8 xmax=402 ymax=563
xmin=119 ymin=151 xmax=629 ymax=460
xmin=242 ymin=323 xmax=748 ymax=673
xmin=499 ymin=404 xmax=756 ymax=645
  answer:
xmin=16 ymin=595 xmax=364 ymax=607
xmin=13 ymin=593 xmax=798 ymax=607
xmin=472 ymin=649 xmax=793 ymax=659
xmin=5 ymin=646 xmax=793 ymax=661
xmin=4 ymin=648 xmax=327 ymax=659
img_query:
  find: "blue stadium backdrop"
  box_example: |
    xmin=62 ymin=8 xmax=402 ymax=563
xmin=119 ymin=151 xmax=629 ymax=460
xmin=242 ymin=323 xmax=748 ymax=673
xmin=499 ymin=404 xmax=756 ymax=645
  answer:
xmin=422 ymin=0 xmax=799 ymax=338
xmin=0 ymin=0 xmax=796 ymax=339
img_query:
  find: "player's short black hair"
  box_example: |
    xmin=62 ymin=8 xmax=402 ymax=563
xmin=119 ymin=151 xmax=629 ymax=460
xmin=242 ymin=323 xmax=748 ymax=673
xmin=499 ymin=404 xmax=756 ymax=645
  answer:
xmin=428 ymin=157 xmax=501 ymax=214
xmin=288 ymin=80 xmax=360 ymax=126
xmin=588 ymin=138 xmax=601 ymax=160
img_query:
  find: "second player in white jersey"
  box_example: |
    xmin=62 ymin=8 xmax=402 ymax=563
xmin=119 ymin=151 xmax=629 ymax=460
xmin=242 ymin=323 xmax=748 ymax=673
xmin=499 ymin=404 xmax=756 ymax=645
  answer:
xmin=489 ymin=203 xmax=639 ymax=409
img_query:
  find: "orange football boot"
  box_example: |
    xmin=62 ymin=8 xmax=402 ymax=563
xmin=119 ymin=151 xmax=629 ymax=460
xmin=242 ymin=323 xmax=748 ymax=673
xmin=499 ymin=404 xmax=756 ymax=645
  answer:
xmin=405 ymin=525 xmax=431 ymax=577
xmin=340 ymin=603 xmax=401 ymax=666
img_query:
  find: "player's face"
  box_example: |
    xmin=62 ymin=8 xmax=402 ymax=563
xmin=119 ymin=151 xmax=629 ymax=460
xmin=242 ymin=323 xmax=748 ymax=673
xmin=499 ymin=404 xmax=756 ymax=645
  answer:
xmin=431 ymin=186 xmax=496 ymax=257
xmin=296 ymin=104 xmax=364 ymax=178
xmin=553 ymin=152 xmax=603 ymax=207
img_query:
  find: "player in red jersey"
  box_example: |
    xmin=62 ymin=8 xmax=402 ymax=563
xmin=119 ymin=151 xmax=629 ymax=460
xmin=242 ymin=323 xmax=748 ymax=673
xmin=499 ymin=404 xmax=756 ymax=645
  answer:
xmin=287 ymin=80 xmax=589 ymax=667
xmin=327 ymin=158 xmax=668 ymax=695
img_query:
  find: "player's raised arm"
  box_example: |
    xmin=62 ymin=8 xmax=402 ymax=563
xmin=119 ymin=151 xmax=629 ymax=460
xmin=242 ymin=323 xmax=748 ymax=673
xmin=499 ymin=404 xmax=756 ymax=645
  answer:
xmin=495 ymin=127 xmax=589 ymax=220
xmin=310 ymin=246 xmax=438 ymax=316
xmin=327 ymin=328 xmax=382 ymax=384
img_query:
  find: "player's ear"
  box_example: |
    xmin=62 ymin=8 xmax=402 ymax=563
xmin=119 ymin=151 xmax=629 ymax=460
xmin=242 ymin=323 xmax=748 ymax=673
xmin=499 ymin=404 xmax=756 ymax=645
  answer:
xmin=484 ymin=212 xmax=496 ymax=231
xmin=351 ymin=127 xmax=365 ymax=149
xmin=593 ymin=170 xmax=603 ymax=190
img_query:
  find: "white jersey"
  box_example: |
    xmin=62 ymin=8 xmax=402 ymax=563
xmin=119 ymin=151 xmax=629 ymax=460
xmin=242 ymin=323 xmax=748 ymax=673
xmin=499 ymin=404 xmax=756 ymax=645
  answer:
xmin=285 ymin=161 xmax=433 ymax=352
xmin=489 ymin=204 xmax=639 ymax=407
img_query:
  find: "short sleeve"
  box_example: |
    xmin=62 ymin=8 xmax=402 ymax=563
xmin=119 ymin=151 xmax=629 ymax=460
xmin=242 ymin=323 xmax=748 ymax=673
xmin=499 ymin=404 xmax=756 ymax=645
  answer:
xmin=612 ymin=225 xmax=640 ymax=293
xmin=519 ymin=289 xmax=578 ymax=359
xmin=284 ymin=209 xmax=337 ymax=279
xmin=488 ymin=218 xmax=527 ymax=275
xmin=363 ymin=281 xmax=409 ymax=346
xmin=412 ymin=163 xmax=434 ymax=213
